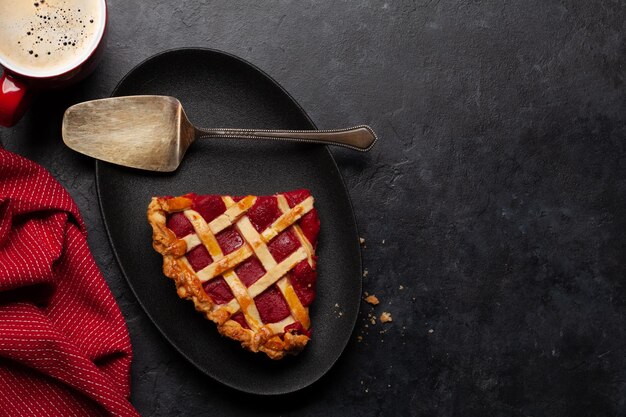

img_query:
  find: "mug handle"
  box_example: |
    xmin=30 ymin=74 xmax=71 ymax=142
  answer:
xmin=0 ymin=72 xmax=31 ymax=127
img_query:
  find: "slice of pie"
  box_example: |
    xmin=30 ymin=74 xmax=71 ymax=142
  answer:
xmin=147 ymin=189 xmax=320 ymax=359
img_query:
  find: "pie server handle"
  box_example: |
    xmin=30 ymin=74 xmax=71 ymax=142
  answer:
xmin=195 ymin=125 xmax=378 ymax=152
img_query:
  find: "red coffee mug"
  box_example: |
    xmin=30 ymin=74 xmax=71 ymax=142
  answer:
xmin=0 ymin=0 xmax=108 ymax=127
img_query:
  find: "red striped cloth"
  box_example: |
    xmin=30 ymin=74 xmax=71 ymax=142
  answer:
xmin=0 ymin=148 xmax=139 ymax=417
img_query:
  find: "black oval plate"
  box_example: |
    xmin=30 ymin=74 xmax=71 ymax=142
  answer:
xmin=96 ymin=49 xmax=362 ymax=395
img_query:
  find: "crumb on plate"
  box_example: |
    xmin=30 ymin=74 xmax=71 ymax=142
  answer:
xmin=365 ymin=295 xmax=380 ymax=305
xmin=380 ymin=312 xmax=393 ymax=323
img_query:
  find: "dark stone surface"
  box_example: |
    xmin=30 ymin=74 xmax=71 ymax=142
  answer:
xmin=1 ymin=0 xmax=625 ymax=415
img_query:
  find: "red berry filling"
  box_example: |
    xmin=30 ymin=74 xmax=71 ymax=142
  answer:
xmin=234 ymin=256 xmax=266 ymax=287
xmin=202 ymin=276 xmax=234 ymax=305
xmin=267 ymin=229 xmax=301 ymax=263
xmin=254 ymin=285 xmax=291 ymax=323
xmin=298 ymin=211 xmax=320 ymax=247
xmin=247 ymin=196 xmax=281 ymax=233
xmin=289 ymin=260 xmax=317 ymax=307
xmin=283 ymin=189 xmax=319 ymax=246
xmin=230 ymin=312 xmax=249 ymax=329
xmin=283 ymin=189 xmax=310 ymax=206
xmin=284 ymin=321 xmax=311 ymax=337
xmin=215 ymin=227 xmax=243 ymax=254
xmin=166 ymin=212 xmax=194 ymax=237
xmin=191 ymin=194 xmax=226 ymax=222
xmin=186 ymin=245 xmax=213 ymax=271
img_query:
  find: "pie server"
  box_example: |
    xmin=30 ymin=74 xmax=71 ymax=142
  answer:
xmin=62 ymin=95 xmax=378 ymax=172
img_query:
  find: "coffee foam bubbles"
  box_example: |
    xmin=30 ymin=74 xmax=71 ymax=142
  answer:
xmin=0 ymin=0 xmax=105 ymax=77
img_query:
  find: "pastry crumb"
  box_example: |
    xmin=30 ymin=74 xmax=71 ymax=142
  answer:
xmin=380 ymin=312 xmax=393 ymax=323
xmin=357 ymin=335 xmax=363 ymax=342
xmin=428 ymin=328 xmax=434 ymax=334
xmin=382 ymin=239 xmax=385 ymax=244
xmin=365 ymin=295 xmax=380 ymax=305
xmin=399 ymin=285 xmax=404 ymax=290
xmin=363 ymin=269 xmax=369 ymax=278
xmin=359 ymin=237 xmax=366 ymax=245
xmin=370 ymin=316 xmax=376 ymax=325
xmin=335 ymin=303 xmax=340 ymax=308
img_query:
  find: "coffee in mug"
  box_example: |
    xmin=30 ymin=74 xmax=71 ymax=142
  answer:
xmin=0 ymin=0 xmax=106 ymax=127
xmin=0 ymin=0 xmax=106 ymax=77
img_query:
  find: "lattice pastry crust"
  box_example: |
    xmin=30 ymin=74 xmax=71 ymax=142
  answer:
xmin=147 ymin=190 xmax=319 ymax=359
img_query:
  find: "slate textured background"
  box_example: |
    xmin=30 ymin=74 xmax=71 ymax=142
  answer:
xmin=2 ymin=1 xmax=625 ymax=416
